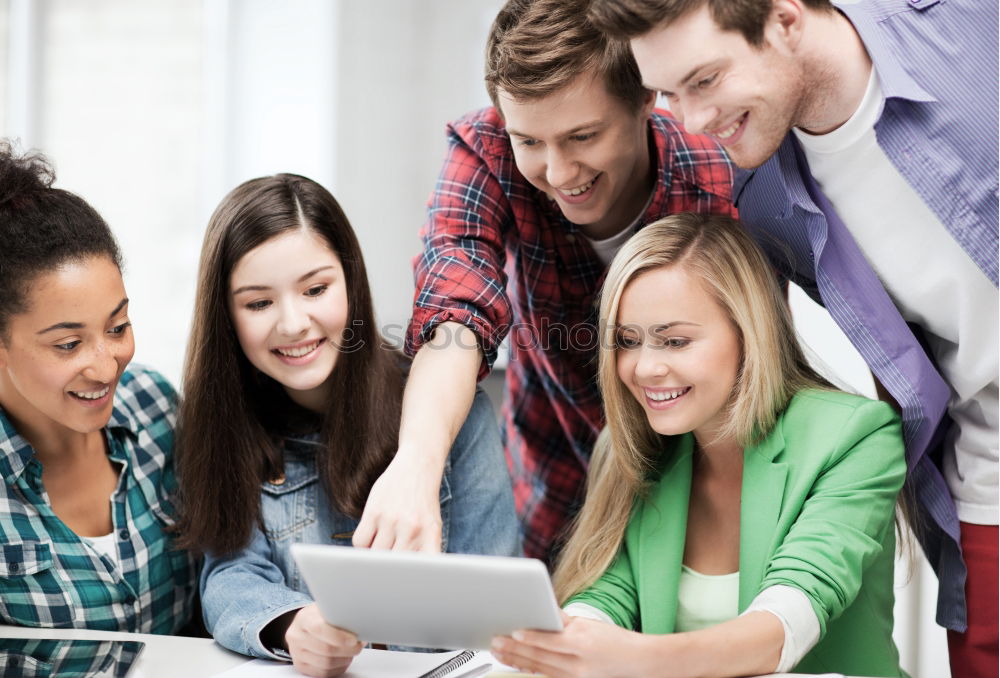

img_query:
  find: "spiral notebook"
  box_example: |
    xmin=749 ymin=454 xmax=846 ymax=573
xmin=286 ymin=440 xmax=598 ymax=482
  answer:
xmin=417 ymin=649 xmax=476 ymax=678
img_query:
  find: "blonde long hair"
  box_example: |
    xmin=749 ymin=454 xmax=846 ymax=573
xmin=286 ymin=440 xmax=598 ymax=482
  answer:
xmin=553 ymin=213 xmax=828 ymax=601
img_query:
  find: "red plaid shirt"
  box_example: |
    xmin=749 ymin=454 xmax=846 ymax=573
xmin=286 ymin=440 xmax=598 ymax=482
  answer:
xmin=406 ymin=107 xmax=735 ymax=563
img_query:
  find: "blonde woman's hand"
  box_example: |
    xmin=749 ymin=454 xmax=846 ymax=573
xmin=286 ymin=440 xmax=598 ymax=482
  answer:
xmin=352 ymin=447 xmax=444 ymax=552
xmin=491 ymin=612 xmax=652 ymax=678
xmin=284 ymin=603 xmax=362 ymax=677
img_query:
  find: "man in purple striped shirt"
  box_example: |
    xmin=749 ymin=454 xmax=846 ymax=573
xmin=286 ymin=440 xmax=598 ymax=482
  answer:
xmin=589 ymin=0 xmax=998 ymax=675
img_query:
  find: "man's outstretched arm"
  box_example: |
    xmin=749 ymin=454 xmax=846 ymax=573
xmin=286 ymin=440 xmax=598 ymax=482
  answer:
xmin=353 ymin=322 xmax=483 ymax=551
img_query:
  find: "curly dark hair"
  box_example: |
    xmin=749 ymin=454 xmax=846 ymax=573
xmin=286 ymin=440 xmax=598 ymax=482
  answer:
xmin=0 ymin=140 xmax=123 ymax=337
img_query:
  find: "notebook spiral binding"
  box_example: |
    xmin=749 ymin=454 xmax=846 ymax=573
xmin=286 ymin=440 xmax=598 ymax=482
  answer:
xmin=418 ymin=649 xmax=477 ymax=678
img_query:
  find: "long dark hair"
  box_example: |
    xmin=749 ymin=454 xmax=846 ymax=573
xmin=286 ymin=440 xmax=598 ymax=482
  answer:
xmin=175 ymin=174 xmax=404 ymax=555
xmin=0 ymin=140 xmax=122 ymax=338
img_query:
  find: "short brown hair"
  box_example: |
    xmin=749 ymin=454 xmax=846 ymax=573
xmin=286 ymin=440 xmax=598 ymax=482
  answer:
xmin=485 ymin=0 xmax=648 ymax=112
xmin=588 ymin=0 xmax=833 ymax=47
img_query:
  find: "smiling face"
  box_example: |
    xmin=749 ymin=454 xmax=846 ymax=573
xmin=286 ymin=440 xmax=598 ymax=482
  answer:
xmin=630 ymin=5 xmax=804 ymax=169
xmin=229 ymin=227 xmax=349 ymax=412
xmin=615 ymin=263 xmax=742 ymax=445
xmin=499 ymin=70 xmax=655 ymax=239
xmin=0 ymin=256 xmax=134 ymax=437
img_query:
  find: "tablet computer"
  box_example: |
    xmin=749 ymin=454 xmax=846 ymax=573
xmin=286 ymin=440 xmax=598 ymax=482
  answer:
xmin=290 ymin=544 xmax=563 ymax=650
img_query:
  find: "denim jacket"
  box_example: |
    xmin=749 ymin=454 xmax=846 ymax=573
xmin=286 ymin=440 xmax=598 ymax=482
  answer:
xmin=201 ymin=388 xmax=521 ymax=658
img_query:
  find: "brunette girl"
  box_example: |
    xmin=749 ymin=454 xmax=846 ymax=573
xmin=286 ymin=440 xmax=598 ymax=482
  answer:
xmin=493 ymin=213 xmax=906 ymax=677
xmin=0 ymin=142 xmax=195 ymax=632
xmin=176 ymin=174 xmax=519 ymax=676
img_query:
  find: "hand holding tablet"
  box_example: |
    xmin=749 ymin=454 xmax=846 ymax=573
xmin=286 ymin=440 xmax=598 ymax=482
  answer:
xmin=290 ymin=544 xmax=563 ymax=650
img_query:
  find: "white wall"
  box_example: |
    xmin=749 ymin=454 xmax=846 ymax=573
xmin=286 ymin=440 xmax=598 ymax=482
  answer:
xmin=0 ymin=1 xmax=8 ymax=133
xmin=333 ymin=1 xmax=501 ymax=335
xmin=0 ymin=2 xmax=951 ymax=674
xmin=36 ymin=0 xmax=204 ymax=385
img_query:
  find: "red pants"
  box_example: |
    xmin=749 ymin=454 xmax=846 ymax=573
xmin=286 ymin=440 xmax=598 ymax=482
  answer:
xmin=948 ymin=522 xmax=999 ymax=678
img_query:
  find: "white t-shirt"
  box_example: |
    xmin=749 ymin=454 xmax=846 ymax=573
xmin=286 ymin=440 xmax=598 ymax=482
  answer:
xmin=675 ymin=565 xmax=739 ymax=631
xmin=585 ymin=223 xmax=638 ymax=267
xmin=582 ymin=186 xmax=654 ymax=267
xmin=794 ymin=69 xmax=999 ymax=525
xmin=84 ymin=531 xmax=120 ymax=568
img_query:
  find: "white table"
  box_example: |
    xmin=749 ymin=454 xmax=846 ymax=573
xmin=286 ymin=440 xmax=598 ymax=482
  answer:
xmin=0 ymin=626 xmax=861 ymax=677
xmin=0 ymin=628 xmax=488 ymax=678
xmin=0 ymin=624 xmax=250 ymax=677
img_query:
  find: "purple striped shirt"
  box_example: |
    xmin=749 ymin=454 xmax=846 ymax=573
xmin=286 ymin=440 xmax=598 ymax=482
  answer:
xmin=733 ymin=0 xmax=997 ymax=632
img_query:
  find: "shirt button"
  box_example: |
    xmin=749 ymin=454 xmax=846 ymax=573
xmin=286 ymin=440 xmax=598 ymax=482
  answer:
xmin=9 ymin=561 xmax=20 ymax=573
xmin=119 ymin=529 xmax=130 ymax=540
xmin=566 ymin=234 xmax=576 ymax=243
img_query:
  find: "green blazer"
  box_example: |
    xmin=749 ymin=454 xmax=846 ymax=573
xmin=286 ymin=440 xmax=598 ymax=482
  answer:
xmin=570 ymin=390 xmax=907 ymax=677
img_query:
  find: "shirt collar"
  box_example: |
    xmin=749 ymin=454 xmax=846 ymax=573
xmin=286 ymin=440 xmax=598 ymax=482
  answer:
xmin=106 ymin=390 xmax=143 ymax=438
xmin=734 ymin=135 xmax=821 ymax=219
xmin=0 ymin=393 xmax=141 ymax=485
xmin=833 ymin=0 xmax=936 ymax=104
xmin=647 ymin=111 xmax=706 ymax=225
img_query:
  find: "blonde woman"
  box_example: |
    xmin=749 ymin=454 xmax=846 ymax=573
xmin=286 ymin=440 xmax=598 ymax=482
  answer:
xmin=492 ymin=213 xmax=906 ymax=677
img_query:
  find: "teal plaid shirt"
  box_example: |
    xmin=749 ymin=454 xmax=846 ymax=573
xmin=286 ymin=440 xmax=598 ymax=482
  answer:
xmin=0 ymin=638 xmax=143 ymax=677
xmin=0 ymin=365 xmax=196 ymax=633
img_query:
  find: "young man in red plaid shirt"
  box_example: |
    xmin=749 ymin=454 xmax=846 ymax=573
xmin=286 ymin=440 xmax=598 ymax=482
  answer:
xmin=352 ymin=0 xmax=736 ymax=564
